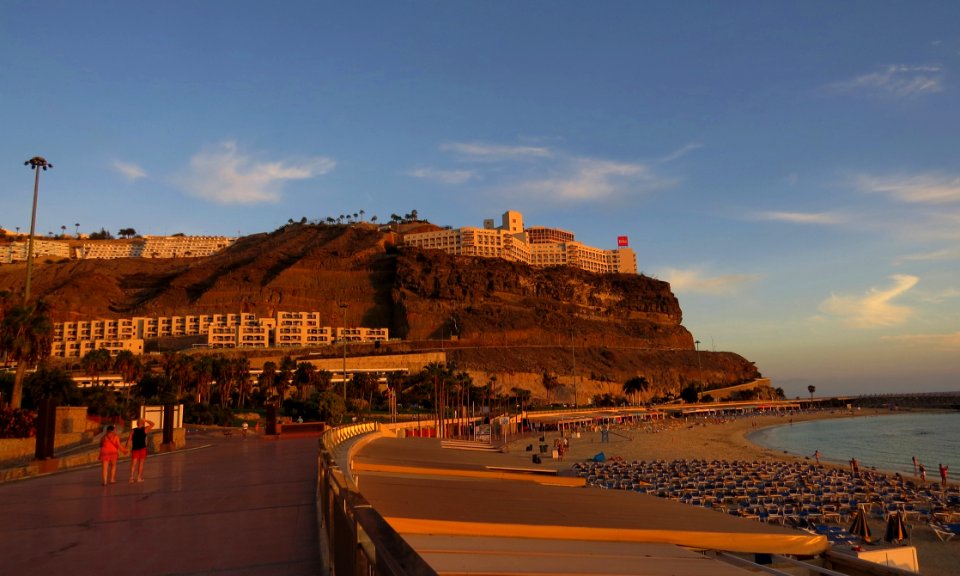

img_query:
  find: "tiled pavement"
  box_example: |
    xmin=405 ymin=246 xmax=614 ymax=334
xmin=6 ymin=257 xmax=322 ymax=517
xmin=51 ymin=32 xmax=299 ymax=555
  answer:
xmin=0 ymin=431 xmax=323 ymax=575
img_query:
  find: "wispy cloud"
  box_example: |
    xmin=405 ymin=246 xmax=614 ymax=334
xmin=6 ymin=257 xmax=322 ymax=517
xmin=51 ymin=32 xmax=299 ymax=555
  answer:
xmin=831 ymin=65 xmax=944 ymax=98
xmin=440 ymin=142 xmax=553 ymax=162
xmin=406 ymin=168 xmax=475 ymax=185
xmin=819 ymin=274 xmax=918 ymax=328
xmin=895 ymin=248 xmax=960 ymax=264
xmin=112 ymin=160 xmax=147 ymax=181
xmin=753 ymin=211 xmax=845 ymax=225
xmin=516 ymin=157 xmax=664 ymax=201
xmin=856 ymin=174 xmax=960 ymax=204
xmin=659 ymin=267 xmax=761 ymax=295
xmin=883 ymin=331 xmax=960 ymax=350
xmin=176 ymin=141 xmax=335 ymax=204
xmin=658 ymin=142 xmax=702 ymax=163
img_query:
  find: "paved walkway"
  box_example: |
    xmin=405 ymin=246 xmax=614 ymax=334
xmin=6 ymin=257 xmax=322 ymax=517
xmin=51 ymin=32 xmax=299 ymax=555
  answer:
xmin=0 ymin=431 xmax=323 ymax=576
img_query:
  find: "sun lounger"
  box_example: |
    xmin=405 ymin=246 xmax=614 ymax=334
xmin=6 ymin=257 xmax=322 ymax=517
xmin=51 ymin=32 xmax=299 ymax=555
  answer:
xmin=930 ymin=521 xmax=960 ymax=542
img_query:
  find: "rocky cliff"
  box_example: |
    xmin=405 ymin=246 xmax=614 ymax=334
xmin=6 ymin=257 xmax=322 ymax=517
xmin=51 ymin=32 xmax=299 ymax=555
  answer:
xmin=0 ymin=223 xmax=761 ymax=397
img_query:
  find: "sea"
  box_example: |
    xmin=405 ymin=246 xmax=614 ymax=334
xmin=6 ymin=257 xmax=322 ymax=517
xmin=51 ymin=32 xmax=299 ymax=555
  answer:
xmin=748 ymin=411 xmax=960 ymax=478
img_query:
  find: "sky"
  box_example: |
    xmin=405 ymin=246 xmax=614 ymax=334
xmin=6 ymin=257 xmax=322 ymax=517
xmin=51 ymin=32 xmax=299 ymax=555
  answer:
xmin=1 ymin=2 xmax=958 ymax=397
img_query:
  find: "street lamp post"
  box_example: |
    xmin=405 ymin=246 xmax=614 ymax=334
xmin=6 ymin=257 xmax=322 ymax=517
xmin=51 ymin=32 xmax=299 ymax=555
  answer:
xmin=23 ymin=157 xmax=53 ymax=303
xmin=570 ymin=332 xmax=578 ymax=409
xmin=695 ymin=339 xmax=704 ymax=402
xmin=340 ymin=303 xmax=348 ymax=402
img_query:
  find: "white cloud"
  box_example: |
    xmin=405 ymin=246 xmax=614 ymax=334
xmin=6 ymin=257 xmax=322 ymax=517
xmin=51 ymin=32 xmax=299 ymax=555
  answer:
xmin=517 ymin=157 xmax=660 ymax=201
xmin=754 ymin=211 xmax=845 ymax=225
xmin=856 ymin=174 xmax=960 ymax=204
xmin=819 ymin=274 xmax=918 ymax=328
xmin=883 ymin=331 xmax=960 ymax=350
xmin=659 ymin=267 xmax=760 ymax=295
xmin=440 ymin=142 xmax=553 ymax=161
xmin=658 ymin=142 xmax=702 ymax=163
xmin=406 ymin=168 xmax=475 ymax=185
xmin=895 ymin=248 xmax=960 ymax=264
xmin=112 ymin=160 xmax=147 ymax=181
xmin=177 ymin=141 xmax=335 ymax=204
xmin=832 ymin=65 xmax=944 ymax=98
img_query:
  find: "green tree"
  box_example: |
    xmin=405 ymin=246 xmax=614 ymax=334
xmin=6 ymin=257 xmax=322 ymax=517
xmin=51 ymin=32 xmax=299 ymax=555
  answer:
xmin=24 ymin=365 xmax=78 ymax=407
xmin=807 ymin=385 xmax=816 ymax=401
xmin=1 ymin=299 xmax=54 ymax=408
xmin=680 ymin=384 xmax=699 ymax=404
xmin=258 ymin=361 xmax=279 ymax=404
xmin=80 ymin=348 xmax=112 ymax=386
xmin=622 ymin=376 xmax=650 ymax=406
xmin=113 ymin=350 xmax=142 ymax=386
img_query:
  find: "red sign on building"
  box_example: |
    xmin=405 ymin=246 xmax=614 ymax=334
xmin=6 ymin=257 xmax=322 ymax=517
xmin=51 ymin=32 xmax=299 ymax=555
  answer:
xmin=617 ymin=235 xmax=629 ymax=247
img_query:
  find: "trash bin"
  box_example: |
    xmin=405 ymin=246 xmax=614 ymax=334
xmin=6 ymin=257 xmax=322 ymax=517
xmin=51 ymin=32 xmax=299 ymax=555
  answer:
xmin=532 ymin=454 xmax=541 ymax=464
xmin=539 ymin=444 xmax=548 ymax=453
xmin=525 ymin=444 xmax=533 ymax=452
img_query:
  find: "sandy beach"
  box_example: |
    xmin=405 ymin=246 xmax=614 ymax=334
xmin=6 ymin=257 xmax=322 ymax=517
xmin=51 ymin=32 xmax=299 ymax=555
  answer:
xmin=506 ymin=409 xmax=958 ymax=576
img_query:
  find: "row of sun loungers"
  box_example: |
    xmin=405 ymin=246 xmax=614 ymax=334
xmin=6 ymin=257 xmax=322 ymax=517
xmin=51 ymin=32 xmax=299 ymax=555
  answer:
xmin=574 ymin=458 xmax=960 ymax=534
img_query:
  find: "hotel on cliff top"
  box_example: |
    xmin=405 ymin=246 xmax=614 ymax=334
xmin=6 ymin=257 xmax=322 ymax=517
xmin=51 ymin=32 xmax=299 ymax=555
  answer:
xmin=402 ymin=210 xmax=637 ymax=275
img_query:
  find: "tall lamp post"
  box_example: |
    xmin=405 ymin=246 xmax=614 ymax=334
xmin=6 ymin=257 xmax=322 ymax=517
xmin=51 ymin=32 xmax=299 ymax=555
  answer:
xmin=570 ymin=331 xmax=578 ymax=409
xmin=23 ymin=157 xmax=53 ymax=303
xmin=694 ymin=339 xmax=704 ymax=402
xmin=339 ymin=303 xmax=348 ymax=402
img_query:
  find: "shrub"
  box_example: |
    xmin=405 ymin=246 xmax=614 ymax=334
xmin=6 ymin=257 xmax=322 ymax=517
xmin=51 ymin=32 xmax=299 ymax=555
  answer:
xmin=0 ymin=408 xmax=36 ymax=439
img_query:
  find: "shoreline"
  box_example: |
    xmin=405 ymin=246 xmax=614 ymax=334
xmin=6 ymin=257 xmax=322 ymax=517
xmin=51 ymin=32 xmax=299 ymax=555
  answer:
xmin=505 ymin=408 xmax=957 ymax=576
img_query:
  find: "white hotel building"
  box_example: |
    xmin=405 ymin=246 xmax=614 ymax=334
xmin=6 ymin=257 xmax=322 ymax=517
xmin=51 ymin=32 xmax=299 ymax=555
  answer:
xmin=402 ymin=210 xmax=637 ymax=275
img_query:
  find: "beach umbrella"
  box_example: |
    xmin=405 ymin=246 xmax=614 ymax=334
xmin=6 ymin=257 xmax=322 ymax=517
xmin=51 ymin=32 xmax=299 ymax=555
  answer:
xmin=848 ymin=505 xmax=873 ymax=543
xmin=885 ymin=512 xmax=908 ymax=544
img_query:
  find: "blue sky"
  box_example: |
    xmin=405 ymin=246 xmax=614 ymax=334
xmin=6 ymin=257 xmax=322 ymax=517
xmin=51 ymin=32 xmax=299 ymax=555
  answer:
xmin=2 ymin=2 xmax=958 ymax=396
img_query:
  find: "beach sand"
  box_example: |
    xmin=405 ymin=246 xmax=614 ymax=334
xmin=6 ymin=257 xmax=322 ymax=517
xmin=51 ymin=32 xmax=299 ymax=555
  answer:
xmin=506 ymin=410 xmax=956 ymax=576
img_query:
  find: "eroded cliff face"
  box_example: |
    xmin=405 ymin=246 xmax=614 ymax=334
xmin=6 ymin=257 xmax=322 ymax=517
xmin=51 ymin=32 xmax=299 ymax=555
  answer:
xmin=0 ymin=223 xmax=760 ymax=394
xmin=392 ymin=248 xmax=692 ymax=350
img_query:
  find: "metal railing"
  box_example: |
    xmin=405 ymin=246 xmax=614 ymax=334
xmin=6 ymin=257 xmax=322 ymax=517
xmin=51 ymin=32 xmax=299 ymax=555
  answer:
xmin=318 ymin=422 xmax=436 ymax=576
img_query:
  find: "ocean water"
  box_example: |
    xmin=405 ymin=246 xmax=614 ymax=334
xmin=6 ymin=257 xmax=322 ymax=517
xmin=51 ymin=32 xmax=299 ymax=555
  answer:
xmin=748 ymin=411 xmax=960 ymax=478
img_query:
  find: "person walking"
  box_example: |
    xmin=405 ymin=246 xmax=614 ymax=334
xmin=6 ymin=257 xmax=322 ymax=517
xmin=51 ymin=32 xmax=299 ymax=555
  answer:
xmin=814 ymin=450 xmax=821 ymax=465
xmin=98 ymin=425 xmax=127 ymax=486
xmin=939 ymin=463 xmax=949 ymax=488
xmin=126 ymin=417 xmax=155 ymax=483
xmin=912 ymin=455 xmax=918 ymax=476
xmin=919 ymin=462 xmax=926 ymax=483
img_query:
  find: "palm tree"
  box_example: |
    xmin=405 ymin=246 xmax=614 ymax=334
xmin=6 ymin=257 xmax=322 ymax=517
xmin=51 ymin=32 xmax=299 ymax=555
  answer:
xmin=74 ymin=223 xmax=80 ymax=237
xmin=622 ymin=376 xmax=650 ymax=406
xmin=113 ymin=350 xmax=142 ymax=399
xmin=60 ymin=225 xmax=66 ymax=238
xmin=80 ymin=348 xmax=112 ymax=386
xmin=259 ymin=361 xmax=278 ymax=404
xmin=808 ymin=385 xmax=816 ymax=401
xmin=0 ymin=299 xmax=53 ymax=408
xmin=424 ymin=362 xmax=450 ymax=438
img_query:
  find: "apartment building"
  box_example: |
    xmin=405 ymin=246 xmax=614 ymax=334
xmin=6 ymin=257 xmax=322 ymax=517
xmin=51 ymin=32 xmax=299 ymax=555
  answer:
xmin=403 ymin=210 xmax=637 ymax=274
xmin=50 ymin=311 xmax=388 ymax=357
xmin=0 ymin=239 xmax=74 ymax=264
xmin=1 ymin=235 xmax=235 ymax=263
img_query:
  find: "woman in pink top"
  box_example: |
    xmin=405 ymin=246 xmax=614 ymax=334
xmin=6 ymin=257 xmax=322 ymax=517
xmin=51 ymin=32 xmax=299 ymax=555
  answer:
xmin=99 ymin=425 xmax=127 ymax=486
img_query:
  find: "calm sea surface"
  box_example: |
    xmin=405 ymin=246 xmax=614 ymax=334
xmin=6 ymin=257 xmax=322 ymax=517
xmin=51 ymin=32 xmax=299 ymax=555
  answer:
xmin=748 ymin=411 xmax=960 ymax=478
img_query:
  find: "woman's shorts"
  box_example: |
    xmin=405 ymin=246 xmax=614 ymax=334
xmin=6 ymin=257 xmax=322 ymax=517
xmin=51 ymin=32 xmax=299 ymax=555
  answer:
xmin=131 ymin=448 xmax=147 ymax=460
xmin=99 ymin=453 xmax=118 ymax=462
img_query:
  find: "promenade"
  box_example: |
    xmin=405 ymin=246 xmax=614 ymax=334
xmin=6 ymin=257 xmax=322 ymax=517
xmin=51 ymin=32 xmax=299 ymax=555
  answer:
xmin=0 ymin=431 xmax=322 ymax=576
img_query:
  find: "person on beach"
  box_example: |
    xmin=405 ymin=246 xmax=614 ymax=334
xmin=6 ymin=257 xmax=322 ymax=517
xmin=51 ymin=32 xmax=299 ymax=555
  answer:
xmin=919 ymin=462 xmax=926 ymax=483
xmin=126 ymin=417 xmax=155 ymax=483
xmin=98 ymin=425 xmax=127 ymax=486
xmin=912 ymin=455 xmax=918 ymax=476
xmin=939 ymin=463 xmax=948 ymax=487
xmin=850 ymin=457 xmax=860 ymax=477
xmin=814 ymin=450 xmax=821 ymax=465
